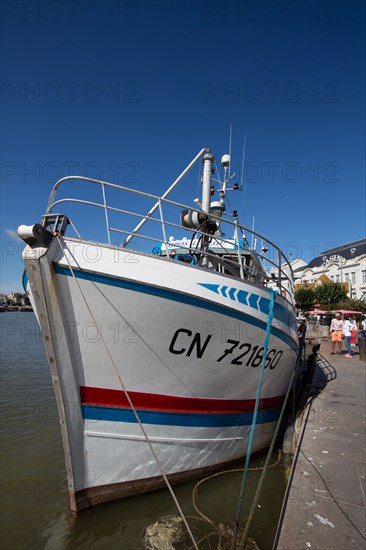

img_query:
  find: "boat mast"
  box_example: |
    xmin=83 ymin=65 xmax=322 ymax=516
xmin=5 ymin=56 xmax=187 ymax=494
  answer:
xmin=201 ymin=152 xmax=214 ymax=213
xmin=200 ymin=153 xmax=214 ymax=267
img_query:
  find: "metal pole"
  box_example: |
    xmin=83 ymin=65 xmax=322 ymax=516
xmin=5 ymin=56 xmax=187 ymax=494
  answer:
xmin=158 ymin=199 xmax=168 ymax=255
xmin=200 ymin=152 xmax=214 ymax=268
xmin=234 ymin=219 xmax=244 ymax=280
xmin=101 ymin=182 xmax=111 ymax=245
xmin=277 ymin=249 xmax=282 ymax=294
xmin=201 ymin=152 xmax=214 ymax=213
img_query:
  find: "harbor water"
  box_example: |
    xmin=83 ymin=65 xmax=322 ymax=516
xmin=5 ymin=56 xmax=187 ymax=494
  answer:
xmin=1 ymin=312 xmax=289 ymax=550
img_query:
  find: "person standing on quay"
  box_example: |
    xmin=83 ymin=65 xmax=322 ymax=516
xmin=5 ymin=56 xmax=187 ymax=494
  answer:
xmin=350 ymin=316 xmax=358 ymax=346
xmin=330 ymin=313 xmax=344 ymax=355
xmin=343 ymin=315 xmax=354 ymax=357
xmin=297 ymin=318 xmax=307 ymax=355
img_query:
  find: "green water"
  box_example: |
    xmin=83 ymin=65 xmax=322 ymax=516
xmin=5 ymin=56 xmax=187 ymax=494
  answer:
xmin=1 ymin=313 xmax=288 ymax=550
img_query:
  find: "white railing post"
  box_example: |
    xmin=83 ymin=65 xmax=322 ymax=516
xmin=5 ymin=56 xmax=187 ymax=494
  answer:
xmin=101 ymin=182 xmax=111 ymax=244
xmin=277 ymin=249 xmax=282 ymax=294
xmin=158 ymin=199 xmax=168 ymax=255
xmin=234 ymin=219 xmax=244 ymax=279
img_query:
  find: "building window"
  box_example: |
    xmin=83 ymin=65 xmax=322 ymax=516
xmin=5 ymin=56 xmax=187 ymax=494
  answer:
xmin=335 ymin=274 xmax=340 ymax=282
xmin=330 ymin=275 xmax=334 ymax=282
xmin=351 ymin=272 xmax=356 ymax=284
xmin=362 ymin=270 xmax=366 ymax=283
xmin=345 ymin=273 xmax=350 ymax=282
xmin=351 ymin=290 xmax=356 ymax=299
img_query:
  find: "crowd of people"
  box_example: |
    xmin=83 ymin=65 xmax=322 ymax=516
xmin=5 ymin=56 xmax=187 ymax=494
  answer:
xmin=330 ymin=313 xmax=359 ymax=357
xmin=298 ymin=313 xmax=366 ymax=358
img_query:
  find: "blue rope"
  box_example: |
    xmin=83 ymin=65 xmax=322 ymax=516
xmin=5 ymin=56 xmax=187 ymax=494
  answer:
xmin=231 ymin=287 xmax=277 ymax=549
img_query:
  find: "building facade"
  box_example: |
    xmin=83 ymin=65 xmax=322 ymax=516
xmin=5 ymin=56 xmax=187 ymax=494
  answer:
xmin=293 ymin=239 xmax=366 ymax=301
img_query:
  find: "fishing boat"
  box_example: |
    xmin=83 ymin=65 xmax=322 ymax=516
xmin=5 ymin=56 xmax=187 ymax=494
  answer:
xmin=18 ymin=148 xmax=299 ymax=513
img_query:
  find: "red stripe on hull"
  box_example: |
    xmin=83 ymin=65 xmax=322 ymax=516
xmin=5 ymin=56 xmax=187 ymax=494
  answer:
xmin=80 ymin=386 xmax=285 ymax=414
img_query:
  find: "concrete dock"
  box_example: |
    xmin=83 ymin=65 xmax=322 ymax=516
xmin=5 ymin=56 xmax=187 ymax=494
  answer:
xmin=275 ymin=339 xmax=366 ymax=549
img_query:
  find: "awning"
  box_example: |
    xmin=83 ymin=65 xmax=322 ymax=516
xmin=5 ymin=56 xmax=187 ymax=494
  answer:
xmin=333 ymin=309 xmax=363 ymax=315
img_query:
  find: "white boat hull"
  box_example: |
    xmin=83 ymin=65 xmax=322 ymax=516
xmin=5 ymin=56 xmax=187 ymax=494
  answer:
xmin=23 ymin=237 xmax=299 ymax=510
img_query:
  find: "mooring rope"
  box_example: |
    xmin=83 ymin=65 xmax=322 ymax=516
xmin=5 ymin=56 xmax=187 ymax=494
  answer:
xmin=189 ymin=451 xmax=282 ymax=549
xmin=56 ymin=236 xmax=199 ymax=550
xmin=231 ymin=287 xmax=277 ymax=550
xmin=192 ymin=449 xmax=282 ymax=525
xmin=240 ymin=350 xmax=302 ymax=545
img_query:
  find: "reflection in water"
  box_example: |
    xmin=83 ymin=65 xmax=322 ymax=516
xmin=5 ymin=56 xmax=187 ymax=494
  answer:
xmin=1 ymin=313 xmax=288 ymax=550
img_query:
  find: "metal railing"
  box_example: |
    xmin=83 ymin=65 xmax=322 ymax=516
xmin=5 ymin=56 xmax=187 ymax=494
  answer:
xmin=45 ymin=168 xmax=295 ymax=304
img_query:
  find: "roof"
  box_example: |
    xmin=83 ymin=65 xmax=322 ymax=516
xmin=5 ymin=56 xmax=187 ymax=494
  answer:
xmin=294 ymin=239 xmax=366 ymax=272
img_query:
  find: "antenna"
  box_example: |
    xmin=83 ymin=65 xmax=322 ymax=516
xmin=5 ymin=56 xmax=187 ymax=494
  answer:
xmin=228 ymin=124 xmax=232 ymax=178
xmin=241 ymin=132 xmax=247 ymax=227
xmin=251 ymin=216 xmax=255 ymax=248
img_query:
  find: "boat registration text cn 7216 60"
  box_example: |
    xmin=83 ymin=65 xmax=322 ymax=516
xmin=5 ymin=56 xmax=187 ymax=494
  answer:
xmin=168 ymin=328 xmax=283 ymax=369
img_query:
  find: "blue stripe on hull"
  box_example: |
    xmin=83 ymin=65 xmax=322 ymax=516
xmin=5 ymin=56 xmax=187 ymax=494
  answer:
xmin=53 ymin=264 xmax=298 ymax=352
xmin=81 ymin=405 xmax=281 ymax=427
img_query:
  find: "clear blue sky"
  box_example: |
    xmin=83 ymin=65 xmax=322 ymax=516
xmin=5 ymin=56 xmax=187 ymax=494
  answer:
xmin=1 ymin=0 xmax=365 ymax=292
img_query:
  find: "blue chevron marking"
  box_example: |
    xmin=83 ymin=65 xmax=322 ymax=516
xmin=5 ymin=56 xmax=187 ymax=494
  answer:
xmin=228 ymin=287 xmax=237 ymax=300
xmin=248 ymin=293 xmax=259 ymax=309
xmin=221 ymin=286 xmax=228 ymax=297
xmin=197 ymin=282 xmax=295 ymax=331
xmin=237 ymin=290 xmax=249 ymax=305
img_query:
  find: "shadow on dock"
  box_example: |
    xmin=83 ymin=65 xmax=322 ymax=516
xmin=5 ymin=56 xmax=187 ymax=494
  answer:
xmin=301 ymin=345 xmax=337 ymax=405
xmin=275 ymin=341 xmax=366 ymax=549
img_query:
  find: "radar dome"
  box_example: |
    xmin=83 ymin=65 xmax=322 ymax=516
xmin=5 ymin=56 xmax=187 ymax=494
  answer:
xmin=221 ymin=154 xmax=230 ymax=168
